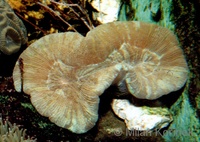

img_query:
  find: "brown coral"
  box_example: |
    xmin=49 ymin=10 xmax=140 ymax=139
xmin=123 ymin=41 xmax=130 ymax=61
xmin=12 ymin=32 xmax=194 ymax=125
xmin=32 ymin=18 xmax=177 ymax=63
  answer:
xmin=0 ymin=0 xmax=27 ymax=55
xmin=12 ymin=21 xmax=188 ymax=133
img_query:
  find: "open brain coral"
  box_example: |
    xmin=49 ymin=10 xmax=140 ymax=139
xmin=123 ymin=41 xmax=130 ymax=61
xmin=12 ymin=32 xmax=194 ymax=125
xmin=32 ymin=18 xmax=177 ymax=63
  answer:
xmin=0 ymin=0 xmax=27 ymax=55
xmin=12 ymin=21 xmax=188 ymax=133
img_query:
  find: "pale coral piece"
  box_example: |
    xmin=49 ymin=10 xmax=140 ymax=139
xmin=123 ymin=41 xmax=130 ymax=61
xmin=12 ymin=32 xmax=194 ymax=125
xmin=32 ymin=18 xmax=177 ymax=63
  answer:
xmin=112 ymin=99 xmax=173 ymax=131
xmin=90 ymin=0 xmax=121 ymax=23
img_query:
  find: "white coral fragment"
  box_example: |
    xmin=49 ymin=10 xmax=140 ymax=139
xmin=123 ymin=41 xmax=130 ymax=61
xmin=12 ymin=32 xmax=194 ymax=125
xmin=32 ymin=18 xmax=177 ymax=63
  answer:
xmin=90 ymin=0 xmax=121 ymax=23
xmin=112 ymin=99 xmax=173 ymax=131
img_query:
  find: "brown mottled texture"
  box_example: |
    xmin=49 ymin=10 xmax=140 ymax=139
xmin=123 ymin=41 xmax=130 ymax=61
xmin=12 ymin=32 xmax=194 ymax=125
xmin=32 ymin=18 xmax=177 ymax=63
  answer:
xmin=173 ymin=0 xmax=200 ymax=116
xmin=6 ymin=0 xmax=95 ymax=40
xmin=12 ymin=21 xmax=188 ymax=133
xmin=0 ymin=0 xmax=27 ymax=55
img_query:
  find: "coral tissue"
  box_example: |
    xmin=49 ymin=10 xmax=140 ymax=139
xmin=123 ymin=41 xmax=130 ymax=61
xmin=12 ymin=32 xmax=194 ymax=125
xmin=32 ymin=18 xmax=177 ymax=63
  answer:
xmin=12 ymin=21 xmax=188 ymax=133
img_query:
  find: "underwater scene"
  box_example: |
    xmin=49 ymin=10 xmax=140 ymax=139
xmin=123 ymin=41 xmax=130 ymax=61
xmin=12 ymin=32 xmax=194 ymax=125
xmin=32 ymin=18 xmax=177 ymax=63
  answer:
xmin=0 ymin=0 xmax=199 ymax=141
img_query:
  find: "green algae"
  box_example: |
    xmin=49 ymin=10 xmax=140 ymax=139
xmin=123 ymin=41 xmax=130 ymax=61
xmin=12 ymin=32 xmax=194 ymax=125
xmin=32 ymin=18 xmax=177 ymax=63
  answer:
xmin=163 ymin=81 xmax=200 ymax=141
